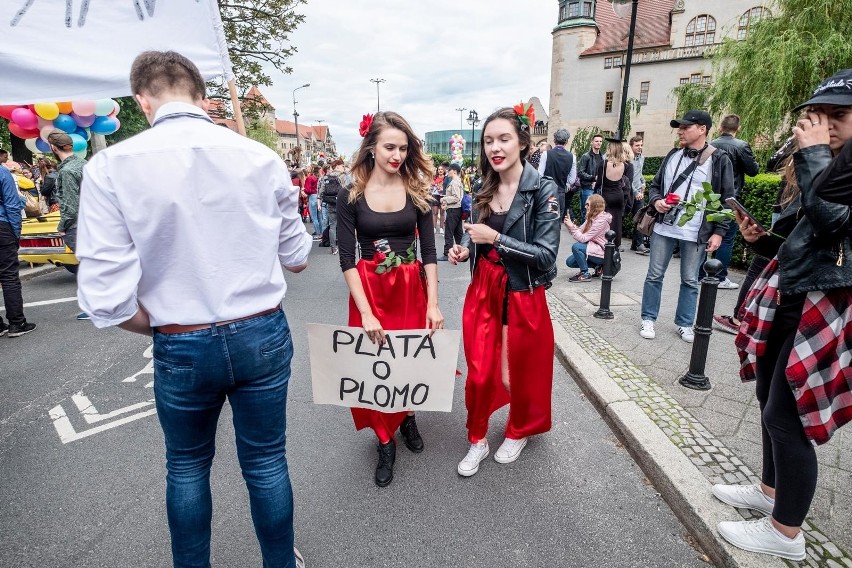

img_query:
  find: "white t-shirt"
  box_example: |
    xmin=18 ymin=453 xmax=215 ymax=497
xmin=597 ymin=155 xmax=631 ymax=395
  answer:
xmin=653 ymin=152 xmax=713 ymax=243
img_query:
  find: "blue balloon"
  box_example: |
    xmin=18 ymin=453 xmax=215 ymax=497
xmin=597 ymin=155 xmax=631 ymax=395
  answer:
xmin=90 ymin=115 xmax=118 ymax=135
xmin=35 ymin=137 xmax=51 ymax=153
xmin=68 ymin=133 xmax=87 ymax=152
xmin=53 ymin=113 xmax=77 ymax=133
xmin=74 ymin=127 xmax=91 ymax=141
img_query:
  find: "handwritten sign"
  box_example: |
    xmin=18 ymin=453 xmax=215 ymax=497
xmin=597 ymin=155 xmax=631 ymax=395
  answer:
xmin=307 ymin=324 xmax=461 ymax=413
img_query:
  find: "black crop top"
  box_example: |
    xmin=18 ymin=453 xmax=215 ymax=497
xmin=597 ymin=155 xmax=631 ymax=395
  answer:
xmin=337 ymin=186 xmax=437 ymax=271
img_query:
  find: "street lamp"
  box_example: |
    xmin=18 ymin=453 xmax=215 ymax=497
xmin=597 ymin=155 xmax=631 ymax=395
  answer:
xmin=609 ymin=0 xmax=639 ymax=140
xmin=370 ymin=78 xmax=386 ymax=112
xmin=454 ymin=107 xmax=467 ymax=131
xmin=466 ymin=110 xmax=480 ymax=168
xmin=292 ymin=83 xmax=310 ymax=166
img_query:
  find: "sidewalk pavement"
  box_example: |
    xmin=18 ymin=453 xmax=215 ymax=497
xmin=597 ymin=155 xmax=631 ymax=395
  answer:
xmin=549 ymin=228 xmax=851 ymax=568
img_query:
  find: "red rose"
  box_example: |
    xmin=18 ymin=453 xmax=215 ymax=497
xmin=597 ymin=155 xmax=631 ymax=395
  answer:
xmin=359 ymin=114 xmax=373 ymax=137
xmin=373 ymin=251 xmax=386 ymax=263
xmin=665 ymin=194 xmax=681 ymax=205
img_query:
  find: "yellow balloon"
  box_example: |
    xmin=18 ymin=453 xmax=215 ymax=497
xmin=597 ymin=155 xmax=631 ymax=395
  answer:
xmin=34 ymin=102 xmax=60 ymax=120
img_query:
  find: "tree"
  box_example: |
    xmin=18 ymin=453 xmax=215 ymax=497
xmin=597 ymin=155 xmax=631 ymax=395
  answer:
xmin=683 ymin=0 xmax=852 ymax=160
xmin=246 ymin=119 xmax=279 ymax=151
xmin=106 ymin=97 xmax=150 ymax=144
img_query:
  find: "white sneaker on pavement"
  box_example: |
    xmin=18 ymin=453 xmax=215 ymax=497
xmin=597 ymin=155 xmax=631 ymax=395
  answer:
xmin=458 ymin=441 xmax=489 ymax=476
xmin=717 ymin=517 xmax=805 ymax=561
xmin=494 ymin=437 xmax=528 ymax=464
xmin=711 ymin=483 xmax=775 ymax=515
xmin=639 ymin=319 xmax=656 ymax=339
xmin=717 ymin=278 xmax=740 ymax=290
xmin=678 ymin=326 xmax=695 ymax=343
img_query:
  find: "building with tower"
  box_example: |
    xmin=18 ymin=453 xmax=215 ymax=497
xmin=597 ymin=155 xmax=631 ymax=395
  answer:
xmin=548 ymin=0 xmax=770 ymax=156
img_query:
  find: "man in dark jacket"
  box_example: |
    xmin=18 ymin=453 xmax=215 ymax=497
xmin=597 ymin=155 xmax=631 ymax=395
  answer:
xmin=639 ymin=110 xmax=734 ymax=344
xmin=577 ymin=134 xmax=604 ymax=223
xmin=706 ymin=114 xmax=760 ymax=289
xmin=0 ymin=160 xmax=36 ymax=337
xmin=538 ymin=128 xmax=577 ymax=219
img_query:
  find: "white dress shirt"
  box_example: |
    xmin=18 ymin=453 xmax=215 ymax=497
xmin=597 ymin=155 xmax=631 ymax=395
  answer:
xmin=76 ymin=102 xmax=312 ymax=328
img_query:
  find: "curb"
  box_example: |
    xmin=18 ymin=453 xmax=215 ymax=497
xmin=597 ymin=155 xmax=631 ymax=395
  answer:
xmin=19 ymin=264 xmax=62 ymax=282
xmin=552 ymin=323 xmax=785 ymax=568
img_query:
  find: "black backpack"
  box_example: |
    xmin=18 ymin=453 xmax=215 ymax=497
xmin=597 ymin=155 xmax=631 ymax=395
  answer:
xmin=322 ymin=175 xmax=343 ymax=204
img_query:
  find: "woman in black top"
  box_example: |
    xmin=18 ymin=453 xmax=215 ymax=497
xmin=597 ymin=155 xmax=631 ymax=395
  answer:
xmin=594 ymin=140 xmax=634 ymax=248
xmin=337 ymin=111 xmax=443 ymax=487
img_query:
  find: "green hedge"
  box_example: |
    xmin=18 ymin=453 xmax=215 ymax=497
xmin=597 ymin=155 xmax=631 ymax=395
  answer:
xmin=619 ymin=173 xmax=781 ymax=269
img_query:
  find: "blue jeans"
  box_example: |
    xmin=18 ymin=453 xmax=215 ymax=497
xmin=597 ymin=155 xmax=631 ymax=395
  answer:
xmin=308 ymin=194 xmax=324 ymax=235
xmin=579 ymin=188 xmax=594 ymax=224
xmin=640 ymin=232 xmax=704 ymax=327
xmin=700 ymin=219 xmax=736 ymax=280
xmin=153 ymin=310 xmax=297 ymax=568
xmin=565 ymin=242 xmax=603 ymax=274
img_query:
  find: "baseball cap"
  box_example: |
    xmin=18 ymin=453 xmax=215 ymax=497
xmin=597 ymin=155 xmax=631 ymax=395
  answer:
xmin=553 ymin=128 xmax=571 ymax=144
xmin=794 ymin=69 xmax=852 ymax=111
xmin=670 ymin=110 xmax=712 ymax=129
xmin=47 ymin=130 xmax=73 ymax=148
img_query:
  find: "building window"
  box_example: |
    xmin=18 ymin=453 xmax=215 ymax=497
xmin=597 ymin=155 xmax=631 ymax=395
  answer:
xmin=604 ymin=57 xmax=612 ymax=69
xmin=636 ymin=131 xmax=645 ymax=139
xmin=562 ymin=1 xmax=592 ymax=20
xmin=685 ymin=14 xmax=716 ymax=47
xmin=701 ymin=76 xmax=712 ymax=85
xmin=604 ymin=91 xmax=614 ymax=113
xmin=639 ymin=82 xmax=650 ymax=105
xmin=690 ymin=73 xmax=702 ymax=84
xmin=613 ymin=55 xmax=623 ymax=67
xmin=679 ymin=77 xmax=689 ymax=85
xmin=738 ymin=6 xmax=769 ymax=39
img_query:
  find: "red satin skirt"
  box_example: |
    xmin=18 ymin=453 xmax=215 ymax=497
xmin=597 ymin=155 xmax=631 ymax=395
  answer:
xmin=462 ymin=257 xmax=554 ymax=443
xmin=348 ymin=259 xmax=427 ymax=443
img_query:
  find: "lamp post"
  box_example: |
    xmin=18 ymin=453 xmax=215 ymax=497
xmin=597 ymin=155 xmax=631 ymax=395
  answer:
xmin=292 ymin=83 xmax=310 ymax=166
xmin=455 ymin=107 xmax=467 ymax=131
xmin=610 ymin=0 xmax=639 ymax=140
xmin=466 ymin=109 xmax=479 ymax=168
xmin=370 ymin=78 xmax=386 ymax=112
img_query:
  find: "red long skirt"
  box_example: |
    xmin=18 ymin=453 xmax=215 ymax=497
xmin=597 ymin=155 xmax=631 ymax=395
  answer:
xmin=348 ymin=259 xmax=427 ymax=443
xmin=462 ymin=257 xmax=554 ymax=443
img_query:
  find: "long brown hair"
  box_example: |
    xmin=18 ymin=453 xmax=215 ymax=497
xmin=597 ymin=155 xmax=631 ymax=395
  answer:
xmin=473 ymin=107 xmax=532 ymax=221
xmin=348 ymin=111 xmax=432 ymax=212
xmin=582 ymin=194 xmax=606 ymax=232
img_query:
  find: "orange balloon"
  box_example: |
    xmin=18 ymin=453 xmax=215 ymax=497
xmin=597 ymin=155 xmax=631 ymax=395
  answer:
xmin=56 ymin=101 xmax=73 ymax=114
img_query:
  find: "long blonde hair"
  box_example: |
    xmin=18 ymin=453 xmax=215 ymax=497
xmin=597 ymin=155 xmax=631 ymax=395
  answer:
xmin=606 ymin=141 xmax=634 ymax=165
xmin=348 ymin=111 xmax=432 ymax=212
xmin=582 ymin=194 xmax=606 ymax=233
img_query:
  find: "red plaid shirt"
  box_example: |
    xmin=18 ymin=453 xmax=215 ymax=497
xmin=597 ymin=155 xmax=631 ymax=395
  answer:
xmin=736 ymin=259 xmax=852 ymax=446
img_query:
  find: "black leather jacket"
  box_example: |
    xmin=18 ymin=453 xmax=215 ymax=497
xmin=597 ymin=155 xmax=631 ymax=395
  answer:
xmin=460 ymin=162 xmax=561 ymax=291
xmin=776 ymin=145 xmax=852 ymax=295
xmin=710 ymin=134 xmax=760 ymax=196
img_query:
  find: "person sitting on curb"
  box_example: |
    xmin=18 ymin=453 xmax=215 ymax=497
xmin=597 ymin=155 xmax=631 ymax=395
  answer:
xmin=563 ymin=194 xmax=611 ymax=282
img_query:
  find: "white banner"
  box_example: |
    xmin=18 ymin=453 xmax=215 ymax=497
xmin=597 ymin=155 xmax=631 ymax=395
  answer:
xmin=0 ymin=0 xmax=233 ymax=104
xmin=308 ymin=324 xmax=461 ymax=413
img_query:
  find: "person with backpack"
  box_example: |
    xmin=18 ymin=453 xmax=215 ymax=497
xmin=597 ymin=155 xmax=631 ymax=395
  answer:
xmin=538 ymin=128 xmax=577 ymax=220
xmin=318 ymin=159 xmax=346 ymax=255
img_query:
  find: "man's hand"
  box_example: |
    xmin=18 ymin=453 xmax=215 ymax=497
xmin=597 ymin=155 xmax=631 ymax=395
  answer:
xmin=448 ymin=244 xmax=469 ymax=264
xmin=706 ymin=234 xmax=722 ymax=253
xmin=793 ymin=111 xmax=830 ymax=149
xmin=654 ymin=199 xmax=672 ymax=214
xmin=463 ymin=222 xmax=499 ymax=244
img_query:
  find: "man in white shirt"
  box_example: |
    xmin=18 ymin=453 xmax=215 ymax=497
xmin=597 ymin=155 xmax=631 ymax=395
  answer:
xmin=76 ymin=51 xmax=311 ymax=568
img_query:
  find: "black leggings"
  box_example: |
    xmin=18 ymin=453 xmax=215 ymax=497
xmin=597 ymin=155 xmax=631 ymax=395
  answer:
xmin=734 ymin=255 xmax=771 ymax=319
xmin=754 ymin=297 xmax=817 ymax=527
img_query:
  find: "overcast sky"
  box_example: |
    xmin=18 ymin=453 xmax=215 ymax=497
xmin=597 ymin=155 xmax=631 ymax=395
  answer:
xmin=260 ymin=1 xmax=557 ymax=158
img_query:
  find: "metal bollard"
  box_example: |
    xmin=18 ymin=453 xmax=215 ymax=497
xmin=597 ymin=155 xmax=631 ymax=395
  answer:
xmin=593 ymin=230 xmax=617 ymax=320
xmin=679 ymin=258 xmax=723 ymax=390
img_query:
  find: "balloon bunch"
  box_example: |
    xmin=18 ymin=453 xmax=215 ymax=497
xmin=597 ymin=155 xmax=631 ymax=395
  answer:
xmin=0 ymin=99 xmax=121 ymax=157
xmin=448 ymin=133 xmax=465 ymax=165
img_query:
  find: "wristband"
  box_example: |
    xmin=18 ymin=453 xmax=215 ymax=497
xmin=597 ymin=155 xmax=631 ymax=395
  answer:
xmin=492 ymin=232 xmax=501 ymax=245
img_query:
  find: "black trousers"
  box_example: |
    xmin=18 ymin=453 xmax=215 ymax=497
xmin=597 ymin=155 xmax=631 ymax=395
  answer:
xmin=444 ymin=207 xmax=463 ymax=256
xmin=0 ymin=221 xmax=25 ymax=326
xmin=733 ymin=255 xmax=770 ymax=319
xmin=755 ymin=296 xmax=817 ymax=527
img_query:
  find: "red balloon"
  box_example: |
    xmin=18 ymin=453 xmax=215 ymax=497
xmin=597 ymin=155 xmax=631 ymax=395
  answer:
xmin=8 ymin=122 xmax=40 ymax=139
xmin=0 ymin=105 xmax=22 ymax=120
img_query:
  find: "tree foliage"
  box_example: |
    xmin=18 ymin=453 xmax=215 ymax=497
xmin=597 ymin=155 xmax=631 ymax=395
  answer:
xmin=106 ymin=97 xmax=150 ymax=144
xmin=246 ymin=119 xmax=280 ymax=151
xmin=683 ymin=0 xmax=852 ymax=161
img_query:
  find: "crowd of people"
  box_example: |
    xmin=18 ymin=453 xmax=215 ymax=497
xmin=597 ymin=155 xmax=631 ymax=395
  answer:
xmin=2 ymin=48 xmax=850 ymax=566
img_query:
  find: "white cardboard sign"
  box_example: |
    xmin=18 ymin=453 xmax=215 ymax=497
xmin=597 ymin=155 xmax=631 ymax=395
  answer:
xmin=307 ymin=324 xmax=461 ymax=413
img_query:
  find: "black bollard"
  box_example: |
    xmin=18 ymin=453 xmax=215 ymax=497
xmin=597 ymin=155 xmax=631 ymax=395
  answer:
xmin=679 ymin=258 xmax=723 ymax=390
xmin=594 ymin=230 xmax=617 ymax=320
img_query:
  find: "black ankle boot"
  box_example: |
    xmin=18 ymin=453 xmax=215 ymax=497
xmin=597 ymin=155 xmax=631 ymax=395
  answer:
xmin=375 ymin=439 xmax=396 ymax=487
xmin=399 ymin=415 xmax=424 ymax=453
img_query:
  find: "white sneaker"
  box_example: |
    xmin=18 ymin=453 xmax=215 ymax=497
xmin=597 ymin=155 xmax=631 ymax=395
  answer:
xmin=294 ymin=547 xmax=305 ymax=568
xmin=718 ymin=517 xmax=805 ymax=561
xmin=712 ymin=483 xmax=775 ymax=516
xmin=717 ymin=278 xmax=740 ymax=290
xmin=494 ymin=437 xmax=528 ymax=464
xmin=439 ymin=227 xmax=444 ymax=234
xmin=678 ymin=326 xmax=695 ymax=343
xmin=457 ymin=441 xmax=489 ymax=476
xmin=639 ymin=319 xmax=656 ymax=339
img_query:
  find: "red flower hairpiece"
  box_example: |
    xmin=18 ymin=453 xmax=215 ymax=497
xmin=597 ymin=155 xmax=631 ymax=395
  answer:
xmin=513 ymin=102 xmax=535 ymax=130
xmin=359 ymin=114 xmax=374 ymax=137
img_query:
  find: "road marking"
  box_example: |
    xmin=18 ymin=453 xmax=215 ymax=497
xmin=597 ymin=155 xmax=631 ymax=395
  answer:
xmin=49 ymin=403 xmax=157 ymax=444
xmin=0 ymin=296 xmax=78 ymax=312
xmin=72 ymin=394 xmax=155 ymax=424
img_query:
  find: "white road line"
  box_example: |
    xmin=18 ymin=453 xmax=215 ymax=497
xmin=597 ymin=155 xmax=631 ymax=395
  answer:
xmin=0 ymin=296 xmax=78 ymax=312
xmin=49 ymin=403 xmax=157 ymax=444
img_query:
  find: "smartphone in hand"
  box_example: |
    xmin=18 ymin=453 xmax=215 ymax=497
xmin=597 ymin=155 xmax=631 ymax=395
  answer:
xmin=725 ymin=197 xmax=768 ymax=234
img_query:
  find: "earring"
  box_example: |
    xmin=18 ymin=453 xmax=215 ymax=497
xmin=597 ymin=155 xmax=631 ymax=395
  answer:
xmin=370 ymin=151 xmax=375 ymax=159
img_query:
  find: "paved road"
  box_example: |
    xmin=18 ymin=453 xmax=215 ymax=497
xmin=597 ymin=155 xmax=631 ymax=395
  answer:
xmin=1 ymin=237 xmax=710 ymax=567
